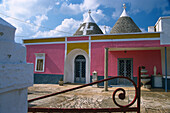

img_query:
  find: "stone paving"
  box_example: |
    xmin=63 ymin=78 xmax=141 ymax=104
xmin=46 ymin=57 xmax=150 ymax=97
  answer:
xmin=28 ymin=84 xmax=170 ymax=113
xmin=141 ymin=89 xmax=170 ymax=113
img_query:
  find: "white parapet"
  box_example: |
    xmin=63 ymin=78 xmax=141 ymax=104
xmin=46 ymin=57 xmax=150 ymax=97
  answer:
xmin=148 ymin=26 xmax=155 ymax=32
xmin=156 ymin=16 xmax=170 ymax=45
xmin=0 ymin=17 xmax=33 ymax=113
xmin=0 ymin=64 xmax=33 ymax=93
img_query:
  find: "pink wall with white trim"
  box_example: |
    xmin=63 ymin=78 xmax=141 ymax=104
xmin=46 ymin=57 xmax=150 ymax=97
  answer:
xmin=26 ymin=44 xmax=65 ymax=75
xmin=91 ymin=40 xmax=162 ymax=77
xmin=26 ymin=40 xmax=162 ymax=77
xmin=108 ymin=50 xmax=162 ymax=77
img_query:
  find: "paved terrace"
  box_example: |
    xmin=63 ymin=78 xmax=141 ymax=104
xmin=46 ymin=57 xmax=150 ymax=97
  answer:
xmin=28 ymin=84 xmax=170 ymax=113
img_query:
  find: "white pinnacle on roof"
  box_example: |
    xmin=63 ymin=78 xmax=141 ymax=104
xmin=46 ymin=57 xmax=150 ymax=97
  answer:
xmin=83 ymin=10 xmax=95 ymax=23
xmin=120 ymin=4 xmax=129 ymax=17
xmin=0 ymin=17 xmax=15 ymax=29
xmin=104 ymin=25 xmax=108 ymax=34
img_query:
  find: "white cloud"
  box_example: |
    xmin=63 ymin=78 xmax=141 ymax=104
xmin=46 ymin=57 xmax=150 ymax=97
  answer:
xmin=0 ymin=0 xmax=55 ymax=19
xmin=60 ymin=0 xmax=100 ymax=15
xmin=59 ymin=0 xmax=168 ymax=20
xmin=96 ymin=0 xmax=169 ymax=18
xmin=59 ymin=0 xmax=170 ymax=20
xmin=0 ymin=0 xmax=57 ymax=43
xmin=33 ymin=15 xmax=48 ymax=31
xmin=112 ymin=9 xmax=122 ymax=19
xmin=56 ymin=2 xmax=60 ymax=5
xmin=33 ymin=18 xmax=82 ymax=38
xmin=82 ymin=0 xmax=100 ymax=10
xmin=33 ymin=9 xmax=108 ymax=38
xmin=0 ymin=0 xmax=169 ymax=44
xmin=60 ymin=3 xmax=83 ymax=15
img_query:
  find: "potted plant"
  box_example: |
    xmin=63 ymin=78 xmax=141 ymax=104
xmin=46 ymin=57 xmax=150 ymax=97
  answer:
xmin=59 ymin=78 xmax=64 ymax=86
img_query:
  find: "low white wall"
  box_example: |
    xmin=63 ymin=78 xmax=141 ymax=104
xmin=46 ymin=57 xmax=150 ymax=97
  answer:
xmin=159 ymin=17 xmax=170 ymax=45
xmin=0 ymin=89 xmax=28 ymax=113
xmin=0 ymin=17 xmax=33 ymax=113
xmin=0 ymin=64 xmax=33 ymax=113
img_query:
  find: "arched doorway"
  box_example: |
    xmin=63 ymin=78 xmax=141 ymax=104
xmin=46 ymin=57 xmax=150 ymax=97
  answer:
xmin=64 ymin=49 xmax=90 ymax=84
xmin=74 ymin=55 xmax=86 ymax=83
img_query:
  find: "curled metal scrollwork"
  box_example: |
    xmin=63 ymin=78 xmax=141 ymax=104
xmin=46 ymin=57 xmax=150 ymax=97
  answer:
xmin=112 ymin=76 xmax=137 ymax=108
xmin=28 ymin=76 xmax=138 ymax=108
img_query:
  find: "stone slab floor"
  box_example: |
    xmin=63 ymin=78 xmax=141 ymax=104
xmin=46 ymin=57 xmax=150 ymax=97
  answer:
xmin=28 ymin=84 xmax=170 ymax=113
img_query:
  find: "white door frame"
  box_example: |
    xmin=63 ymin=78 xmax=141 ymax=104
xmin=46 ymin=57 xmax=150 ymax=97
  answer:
xmin=64 ymin=49 xmax=90 ymax=83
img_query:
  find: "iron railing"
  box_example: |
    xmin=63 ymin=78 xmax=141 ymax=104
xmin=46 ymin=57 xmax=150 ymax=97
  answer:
xmin=28 ymin=66 xmax=141 ymax=113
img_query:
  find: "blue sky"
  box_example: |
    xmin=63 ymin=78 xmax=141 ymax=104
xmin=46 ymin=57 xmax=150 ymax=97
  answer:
xmin=0 ymin=0 xmax=170 ymax=43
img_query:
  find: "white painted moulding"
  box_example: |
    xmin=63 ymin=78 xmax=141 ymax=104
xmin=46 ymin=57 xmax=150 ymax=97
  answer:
xmin=141 ymin=78 xmax=151 ymax=85
xmin=141 ymin=69 xmax=148 ymax=73
xmin=141 ymin=74 xmax=149 ymax=78
xmin=163 ymin=76 xmax=170 ymax=79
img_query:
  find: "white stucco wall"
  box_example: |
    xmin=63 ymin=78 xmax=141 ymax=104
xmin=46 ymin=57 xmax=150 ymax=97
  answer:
xmin=158 ymin=17 xmax=170 ymax=45
xmin=148 ymin=26 xmax=155 ymax=32
xmin=0 ymin=17 xmax=33 ymax=113
xmin=155 ymin=19 xmax=162 ymax=32
xmin=0 ymin=89 xmax=28 ymax=113
xmin=0 ymin=64 xmax=33 ymax=93
xmin=0 ymin=64 xmax=33 ymax=113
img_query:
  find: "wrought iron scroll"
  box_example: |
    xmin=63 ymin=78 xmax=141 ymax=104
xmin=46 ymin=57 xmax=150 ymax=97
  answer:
xmin=28 ymin=67 xmax=141 ymax=113
xmin=112 ymin=76 xmax=137 ymax=108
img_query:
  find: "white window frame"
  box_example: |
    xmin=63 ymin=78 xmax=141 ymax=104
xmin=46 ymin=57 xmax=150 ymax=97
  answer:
xmin=35 ymin=53 xmax=45 ymax=72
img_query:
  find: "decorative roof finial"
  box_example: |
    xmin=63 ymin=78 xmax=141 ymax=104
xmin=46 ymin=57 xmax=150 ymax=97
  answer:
xmin=83 ymin=9 xmax=95 ymax=23
xmin=88 ymin=9 xmax=91 ymax=15
xmin=123 ymin=4 xmax=126 ymax=9
xmin=104 ymin=25 xmax=107 ymax=34
xmin=120 ymin=3 xmax=129 ymax=17
xmin=104 ymin=25 xmax=106 ymax=29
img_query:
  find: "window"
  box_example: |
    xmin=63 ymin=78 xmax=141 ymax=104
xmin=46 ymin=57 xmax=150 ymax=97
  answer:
xmin=118 ymin=58 xmax=133 ymax=85
xmin=35 ymin=53 xmax=45 ymax=72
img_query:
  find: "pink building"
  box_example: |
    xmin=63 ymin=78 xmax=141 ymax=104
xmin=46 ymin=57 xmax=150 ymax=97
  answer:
xmin=23 ymin=6 xmax=170 ymax=89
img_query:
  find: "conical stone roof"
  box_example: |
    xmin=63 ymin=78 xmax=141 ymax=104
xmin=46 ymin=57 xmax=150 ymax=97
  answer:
xmin=73 ymin=10 xmax=103 ymax=36
xmin=110 ymin=4 xmax=141 ymax=34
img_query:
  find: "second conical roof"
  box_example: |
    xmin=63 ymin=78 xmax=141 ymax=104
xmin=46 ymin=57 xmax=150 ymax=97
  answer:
xmin=110 ymin=4 xmax=141 ymax=34
xmin=110 ymin=16 xmax=141 ymax=33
